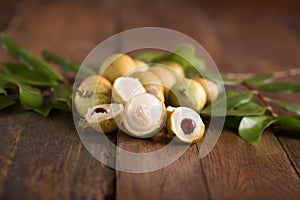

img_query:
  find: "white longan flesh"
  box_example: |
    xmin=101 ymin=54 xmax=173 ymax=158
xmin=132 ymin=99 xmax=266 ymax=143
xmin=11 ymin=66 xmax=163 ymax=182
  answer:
xmin=112 ymin=77 xmax=146 ymax=103
xmin=123 ymin=93 xmax=165 ymax=138
xmin=85 ymin=103 xmax=123 ymax=122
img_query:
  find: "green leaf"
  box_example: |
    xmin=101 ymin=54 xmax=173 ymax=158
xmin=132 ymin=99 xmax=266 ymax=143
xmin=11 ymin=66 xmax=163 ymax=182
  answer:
xmin=148 ymin=44 xmax=206 ymax=76
xmin=238 ymin=115 xmax=277 ymax=143
xmin=24 ymin=84 xmax=72 ymax=116
xmin=51 ymin=84 xmax=72 ymax=108
xmin=152 ymin=44 xmax=195 ymax=66
xmin=274 ymin=116 xmax=300 ymax=132
xmin=227 ymin=102 xmax=266 ymax=116
xmin=243 ymin=73 xmax=273 ymax=85
xmin=0 ymin=33 xmax=63 ymax=82
xmin=42 ymin=51 xmax=96 ymax=76
xmin=0 ymin=74 xmax=10 ymax=84
xmin=32 ymin=97 xmax=71 ymax=117
xmin=136 ymin=44 xmax=207 ymax=78
xmin=184 ymin=58 xmax=206 ymax=78
xmin=1 ymin=63 xmax=57 ymax=86
xmin=269 ymin=99 xmax=300 ymax=115
xmin=224 ymin=116 xmax=242 ymax=129
xmin=42 ymin=51 xmax=79 ymax=72
xmin=171 ymin=44 xmax=195 ymax=60
xmin=0 ymin=87 xmax=7 ymax=95
xmin=227 ymin=91 xmax=253 ymax=110
xmin=18 ymin=84 xmax=43 ymax=108
xmin=0 ymin=96 xmax=15 ymax=109
xmin=202 ymin=91 xmax=253 ymax=116
xmin=164 ymin=44 xmax=206 ymax=76
xmin=222 ymin=75 xmax=241 ymax=86
xmin=50 ymin=100 xmax=71 ymax=112
xmin=259 ymin=82 xmax=300 ymax=93
xmin=135 ymin=52 xmax=162 ymax=62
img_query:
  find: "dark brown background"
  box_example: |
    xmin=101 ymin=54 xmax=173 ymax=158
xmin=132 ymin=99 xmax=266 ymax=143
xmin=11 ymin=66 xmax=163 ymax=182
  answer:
xmin=0 ymin=0 xmax=300 ymax=199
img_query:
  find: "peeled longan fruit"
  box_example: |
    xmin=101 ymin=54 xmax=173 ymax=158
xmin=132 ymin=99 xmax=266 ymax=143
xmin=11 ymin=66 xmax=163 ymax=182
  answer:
xmin=123 ymin=93 xmax=166 ymax=138
xmin=167 ymin=106 xmax=205 ymax=143
xmin=112 ymin=77 xmax=146 ymax=104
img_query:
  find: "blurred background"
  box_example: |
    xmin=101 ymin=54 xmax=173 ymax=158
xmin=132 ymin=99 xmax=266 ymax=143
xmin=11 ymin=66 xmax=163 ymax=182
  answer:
xmin=1 ymin=0 xmax=300 ymax=74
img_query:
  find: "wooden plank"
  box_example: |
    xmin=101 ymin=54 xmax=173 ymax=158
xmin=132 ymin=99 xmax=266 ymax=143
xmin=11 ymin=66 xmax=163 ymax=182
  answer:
xmin=116 ymin=0 xmax=210 ymax=199
xmin=0 ymin=1 xmax=118 ymax=199
xmin=201 ymin=130 xmax=300 ymax=199
xmin=274 ymin=128 xmax=300 ymax=176
xmin=116 ymin=132 xmax=209 ymax=200
xmin=0 ymin=106 xmax=115 ymax=200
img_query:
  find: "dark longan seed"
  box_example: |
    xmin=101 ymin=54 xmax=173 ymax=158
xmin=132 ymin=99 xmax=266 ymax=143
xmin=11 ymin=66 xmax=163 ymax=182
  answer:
xmin=94 ymin=107 xmax=108 ymax=114
xmin=181 ymin=118 xmax=196 ymax=134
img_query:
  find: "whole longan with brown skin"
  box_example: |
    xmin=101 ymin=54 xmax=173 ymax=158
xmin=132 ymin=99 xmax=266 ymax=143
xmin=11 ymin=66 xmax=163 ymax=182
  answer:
xmin=99 ymin=54 xmax=137 ymax=83
xmin=74 ymin=75 xmax=112 ymax=117
xmin=192 ymin=77 xmax=219 ymax=103
xmin=134 ymin=59 xmax=147 ymax=67
xmin=148 ymin=65 xmax=179 ymax=96
xmin=130 ymin=71 xmax=165 ymax=102
xmin=167 ymin=78 xmax=207 ymax=112
xmin=160 ymin=61 xmax=185 ymax=77
xmin=80 ymin=75 xmax=112 ymax=89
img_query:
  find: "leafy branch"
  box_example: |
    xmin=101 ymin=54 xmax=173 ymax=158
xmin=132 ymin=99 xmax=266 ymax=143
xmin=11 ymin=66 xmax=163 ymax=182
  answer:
xmin=0 ymin=33 xmax=299 ymax=143
xmin=0 ymin=33 xmax=72 ymax=116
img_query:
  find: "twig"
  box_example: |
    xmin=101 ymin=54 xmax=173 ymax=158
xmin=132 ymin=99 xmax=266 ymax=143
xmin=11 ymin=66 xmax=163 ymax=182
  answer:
xmin=274 ymin=68 xmax=300 ymax=78
xmin=226 ymin=67 xmax=300 ymax=79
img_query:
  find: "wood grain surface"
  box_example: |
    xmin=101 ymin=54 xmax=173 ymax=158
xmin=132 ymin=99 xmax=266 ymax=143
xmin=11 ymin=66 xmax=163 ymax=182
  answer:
xmin=0 ymin=0 xmax=299 ymax=199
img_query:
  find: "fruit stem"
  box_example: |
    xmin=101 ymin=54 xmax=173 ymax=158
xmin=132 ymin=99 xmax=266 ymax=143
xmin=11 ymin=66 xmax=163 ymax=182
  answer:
xmin=76 ymin=87 xmax=93 ymax=97
xmin=78 ymin=118 xmax=87 ymax=128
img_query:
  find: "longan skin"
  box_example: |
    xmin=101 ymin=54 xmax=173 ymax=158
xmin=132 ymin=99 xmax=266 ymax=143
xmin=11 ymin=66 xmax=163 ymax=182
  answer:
xmin=167 ymin=79 xmax=207 ymax=112
xmin=84 ymin=104 xmax=124 ymax=134
xmin=74 ymin=81 xmax=112 ymax=117
xmin=130 ymin=71 xmax=165 ymax=102
xmin=148 ymin=65 xmax=178 ymax=95
xmin=100 ymin=54 xmax=137 ymax=83
xmin=160 ymin=61 xmax=185 ymax=77
xmin=88 ymin=117 xmax=118 ymax=133
xmin=80 ymin=75 xmax=112 ymax=89
xmin=192 ymin=77 xmax=219 ymax=103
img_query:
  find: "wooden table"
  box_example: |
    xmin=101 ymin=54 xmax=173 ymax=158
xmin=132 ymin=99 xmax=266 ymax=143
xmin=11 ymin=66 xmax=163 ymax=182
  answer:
xmin=0 ymin=0 xmax=299 ymax=199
